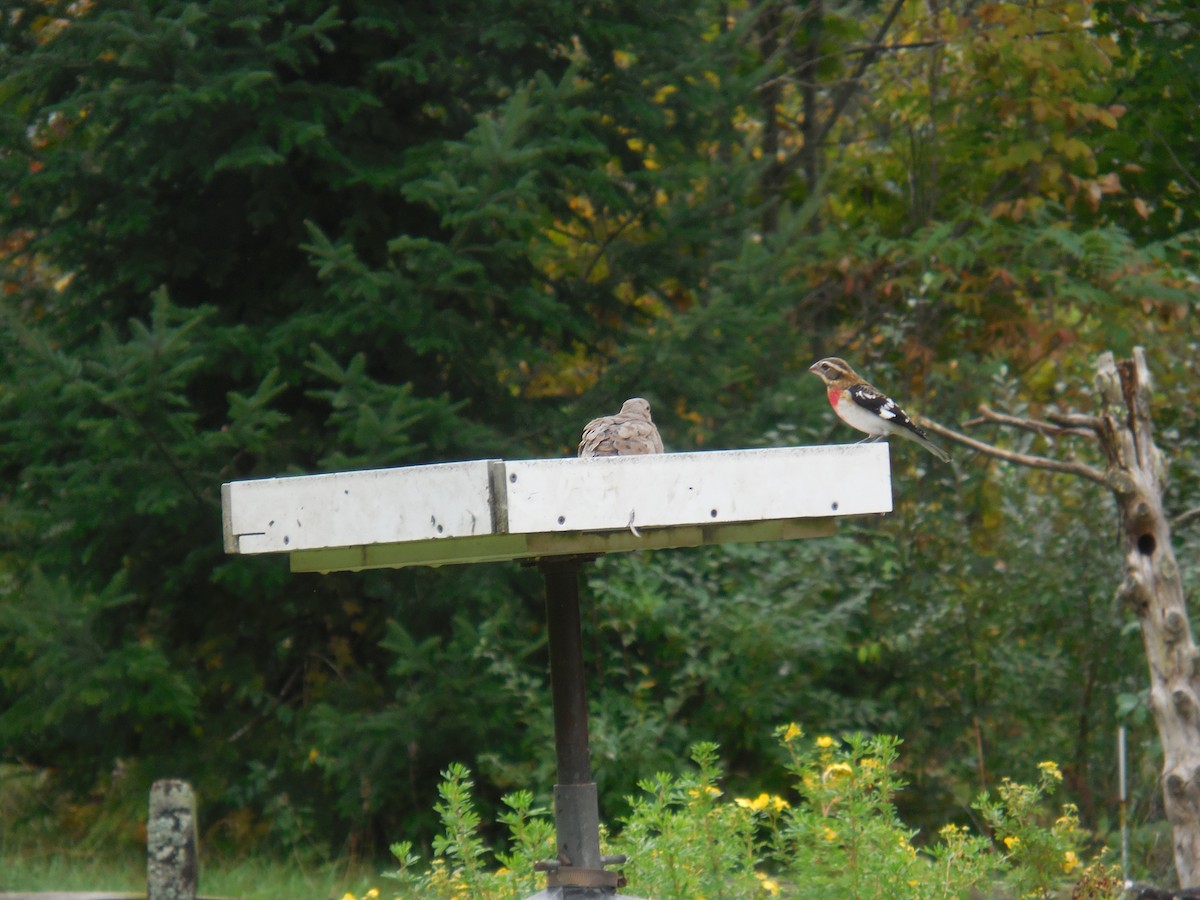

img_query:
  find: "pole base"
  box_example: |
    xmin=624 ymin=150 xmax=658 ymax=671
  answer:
xmin=552 ymin=782 xmax=603 ymax=870
xmin=523 ymin=890 xmax=652 ymax=900
xmin=546 ymin=866 xmax=620 ymax=889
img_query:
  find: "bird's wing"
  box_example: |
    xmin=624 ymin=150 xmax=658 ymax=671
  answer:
xmin=579 ymin=415 xmax=663 ymax=457
xmin=578 ymin=416 xmax=613 ymax=457
xmin=846 ymin=383 xmax=929 ymax=437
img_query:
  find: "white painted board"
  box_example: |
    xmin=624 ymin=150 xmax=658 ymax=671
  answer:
xmin=222 ymin=460 xmax=497 ymax=555
xmin=502 ymin=445 xmax=890 ymax=534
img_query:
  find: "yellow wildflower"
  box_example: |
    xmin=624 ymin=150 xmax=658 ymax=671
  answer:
xmin=1061 ymin=850 xmax=1079 ymax=873
xmin=1038 ymin=760 xmax=1063 ymax=781
xmin=308 ymin=747 xmax=320 ymax=764
xmin=783 ymin=723 xmax=802 ymax=743
xmin=770 ymin=795 xmax=790 ymax=812
xmin=823 ymin=827 xmax=838 ymax=842
xmin=364 ymin=891 xmax=380 ymax=900
xmin=339 ymin=894 xmax=356 ymax=900
xmin=761 ymin=878 xmax=781 ymax=895
xmin=736 ymin=793 xmax=773 ymax=811
xmin=1003 ymin=835 xmax=1020 ymax=850
xmin=822 ymin=762 xmax=853 ymax=781
xmin=816 ymin=735 xmax=835 ymax=748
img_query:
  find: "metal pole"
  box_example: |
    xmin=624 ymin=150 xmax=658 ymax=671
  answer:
xmin=543 ymin=558 xmax=596 ymax=790
xmin=540 ymin=557 xmax=610 ymax=883
xmin=521 ymin=557 xmax=642 ymax=899
xmin=1119 ymin=725 xmax=1129 ymax=885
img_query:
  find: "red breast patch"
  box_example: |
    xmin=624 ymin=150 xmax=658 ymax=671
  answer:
xmin=827 ymin=387 xmax=840 ymax=409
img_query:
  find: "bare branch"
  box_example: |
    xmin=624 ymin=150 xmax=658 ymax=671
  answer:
xmin=1175 ymin=507 xmax=1200 ymax=529
xmin=840 ymin=19 xmax=1114 ymax=59
xmin=1043 ymin=410 xmax=1105 ymax=433
xmin=972 ymin=405 xmax=1097 ymax=439
xmin=843 ymin=38 xmax=945 ymax=55
xmin=918 ymin=416 xmax=1109 ymax=486
xmin=1150 ymin=125 xmax=1200 ymax=195
xmin=780 ymin=0 xmax=906 ymax=166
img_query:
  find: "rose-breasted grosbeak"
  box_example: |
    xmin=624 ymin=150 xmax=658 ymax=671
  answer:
xmin=808 ymin=357 xmax=951 ymax=463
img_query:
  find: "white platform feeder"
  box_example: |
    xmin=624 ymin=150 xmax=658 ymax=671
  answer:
xmin=222 ymin=443 xmax=893 ymax=896
xmin=224 ymin=445 xmax=892 ymax=571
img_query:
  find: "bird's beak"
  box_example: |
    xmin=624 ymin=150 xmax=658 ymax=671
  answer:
xmin=807 ymin=362 xmax=820 ymax=373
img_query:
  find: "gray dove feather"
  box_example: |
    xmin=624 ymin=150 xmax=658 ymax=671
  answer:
xmin=578 ymin=398 xmax=664 ymax=457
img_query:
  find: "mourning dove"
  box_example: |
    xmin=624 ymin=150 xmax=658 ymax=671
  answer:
xmin=578 ymin=398 xmax=664 ymax=458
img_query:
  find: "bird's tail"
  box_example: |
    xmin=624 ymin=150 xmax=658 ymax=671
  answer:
xmin=915 ymin=433 xmax=952 ymax=463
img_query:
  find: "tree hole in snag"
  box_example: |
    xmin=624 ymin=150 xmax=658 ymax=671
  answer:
xmin=1138 ymin=533 xmax=1156 ymax=556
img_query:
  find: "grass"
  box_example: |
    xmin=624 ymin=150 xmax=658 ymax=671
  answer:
xmin=0 ymin=764 xmax=392 ymax=900
xmin=0 ymin=846 xmax=390 ymax=900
